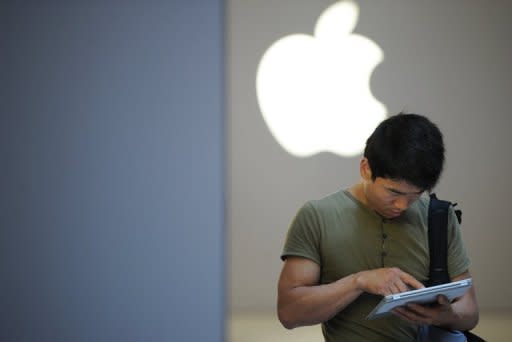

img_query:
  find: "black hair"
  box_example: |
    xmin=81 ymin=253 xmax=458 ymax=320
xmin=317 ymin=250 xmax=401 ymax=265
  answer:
xmin=363 ymin=113 xmax=445 ymax=191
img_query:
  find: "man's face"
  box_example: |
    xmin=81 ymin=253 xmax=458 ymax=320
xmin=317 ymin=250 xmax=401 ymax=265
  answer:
xmin=363 ymin=177 xmax=424 ymax=218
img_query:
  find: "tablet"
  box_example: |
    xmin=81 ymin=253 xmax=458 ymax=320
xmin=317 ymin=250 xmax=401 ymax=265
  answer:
xmin=366 ymin=278 xmax=472 ymax=320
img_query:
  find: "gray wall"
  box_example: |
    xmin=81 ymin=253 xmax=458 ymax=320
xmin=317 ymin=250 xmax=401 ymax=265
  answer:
xmin=229 ymin=0 xmax=512 ymax=311
xmin=1 ymin=1 xmax=224 ymax=341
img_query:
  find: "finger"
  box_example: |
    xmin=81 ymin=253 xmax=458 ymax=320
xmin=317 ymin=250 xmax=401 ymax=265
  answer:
xmin=395 ymin=280 xmax=409 ymax=293
xmin=394 ymin=307 xmax=422 ymax=324
xmin=407 ymin=303 xmax=430 ymax=316
xmin=392 ymin=307 xmax=407 ymax=319
xmin=437 ymin=295 xmax=449 ymax=305
xmin=398 ymin=271 xmax=425 ymax=289
xmin=390 ymin=283 xmax=402 ymax=294
xmin=404 ymin=305 xmax=433 ymax=324
xmin=392 ymin=307 xmax=410 ymax=321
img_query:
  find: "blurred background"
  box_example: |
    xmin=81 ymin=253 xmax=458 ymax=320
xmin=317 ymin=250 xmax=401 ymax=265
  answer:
xmin=1 ymin=1 xmax=511 ymax=341
xmin=228 ymin=0 xmax=512 ymax=341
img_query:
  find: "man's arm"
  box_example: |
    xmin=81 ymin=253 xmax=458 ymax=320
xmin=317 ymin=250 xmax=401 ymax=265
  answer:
xmin=393 ymin=270 xmax=479 ymax=331
xmin=277 ymin=257 xmax=361 ymax=329
xmin=278 ymin=256 xmax=425 ymax=329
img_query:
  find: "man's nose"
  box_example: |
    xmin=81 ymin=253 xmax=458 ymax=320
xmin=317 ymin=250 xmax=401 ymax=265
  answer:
xmin=393 ymin=196 xmax=409 ymax=210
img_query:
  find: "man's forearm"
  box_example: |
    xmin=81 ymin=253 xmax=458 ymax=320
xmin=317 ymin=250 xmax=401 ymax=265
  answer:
xmin=440 ymin=273 xmax=479 ymax=331
xmin=278 ymin=273 xmax=363 ymax=329
xmin=441 ymin=293 xmax=479 ymax=331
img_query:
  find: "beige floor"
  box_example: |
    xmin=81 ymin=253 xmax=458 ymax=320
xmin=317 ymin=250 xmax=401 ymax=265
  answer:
xmin=230 ymin=311 xmax=511 ymax=342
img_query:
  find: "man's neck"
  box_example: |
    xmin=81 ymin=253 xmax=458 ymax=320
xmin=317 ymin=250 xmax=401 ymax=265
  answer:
xmin=348 ymin=182 xmax=368 ymax=207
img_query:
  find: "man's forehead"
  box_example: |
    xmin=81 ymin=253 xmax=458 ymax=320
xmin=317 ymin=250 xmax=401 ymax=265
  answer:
xmin=376 ymin=177 xmax=423 ymax=193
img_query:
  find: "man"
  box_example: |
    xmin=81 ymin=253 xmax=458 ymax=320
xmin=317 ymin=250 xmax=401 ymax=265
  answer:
xmin=278 ymin=113 xmax=479 ymax=341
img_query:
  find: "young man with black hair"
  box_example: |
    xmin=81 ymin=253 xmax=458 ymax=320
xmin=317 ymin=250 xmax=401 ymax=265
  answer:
xmin=278 ymin=113 xmax=479 ymax=341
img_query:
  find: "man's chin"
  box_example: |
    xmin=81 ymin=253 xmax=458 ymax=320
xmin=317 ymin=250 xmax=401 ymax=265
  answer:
xmin=384 ymin=210 xmax=402 ymax=218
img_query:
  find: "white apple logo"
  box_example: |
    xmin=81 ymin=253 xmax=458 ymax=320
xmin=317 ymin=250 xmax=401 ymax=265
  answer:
xmin=256 ymin=0 xmax=387 ymax=157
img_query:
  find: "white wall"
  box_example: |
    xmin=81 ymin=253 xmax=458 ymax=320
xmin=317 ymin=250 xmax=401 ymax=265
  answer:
xmin=228 ymin=0 xmax=512 ymax=311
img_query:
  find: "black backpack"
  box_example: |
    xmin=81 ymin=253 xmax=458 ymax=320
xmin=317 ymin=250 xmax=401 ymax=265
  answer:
xmin=427 ymin=193 xmax=485 ymax=342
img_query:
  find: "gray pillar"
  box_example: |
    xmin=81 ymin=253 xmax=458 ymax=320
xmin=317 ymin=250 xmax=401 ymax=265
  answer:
xmin=0 ymin=1 xmax=224 ymax=341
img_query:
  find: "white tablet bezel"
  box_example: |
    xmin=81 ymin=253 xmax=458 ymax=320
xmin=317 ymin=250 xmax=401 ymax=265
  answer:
xmin=366 ymin=278 xmax=472 ymax=320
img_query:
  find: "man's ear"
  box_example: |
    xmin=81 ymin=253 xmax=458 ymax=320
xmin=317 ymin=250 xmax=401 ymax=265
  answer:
xmin=360 ymin=158 xmax=372 ymax=181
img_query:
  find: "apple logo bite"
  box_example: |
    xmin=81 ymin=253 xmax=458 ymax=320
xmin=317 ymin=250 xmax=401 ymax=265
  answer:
xmin=256 ymin=1 xmax=387 ymax=158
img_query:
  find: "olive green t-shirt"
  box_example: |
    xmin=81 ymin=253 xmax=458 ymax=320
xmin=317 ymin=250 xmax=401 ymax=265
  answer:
xmin=281 ymin=189 xmax=470 ymax=342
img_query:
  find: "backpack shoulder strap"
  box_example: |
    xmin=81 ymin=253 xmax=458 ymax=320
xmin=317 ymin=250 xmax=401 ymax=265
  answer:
xmin=427 ymin=193 xmax=452 ymax=286
xmin=427 ymin=196 xmax=484 ymax=340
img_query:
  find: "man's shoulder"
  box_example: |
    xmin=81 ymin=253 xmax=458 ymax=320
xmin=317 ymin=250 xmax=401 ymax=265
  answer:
xmin=415 ymin=195 xmax=430 ymax=211
xmin=307 ymin=189 xmax=352 ymax=210
xmin=301 ymin=190 xmax=363 ymax=223
xmin=401 ymin=195 xmax=429 ymax=223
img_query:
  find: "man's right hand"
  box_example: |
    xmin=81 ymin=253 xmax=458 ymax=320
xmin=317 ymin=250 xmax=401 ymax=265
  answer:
xmin=355 ymin=267 xmax=424 ymax=296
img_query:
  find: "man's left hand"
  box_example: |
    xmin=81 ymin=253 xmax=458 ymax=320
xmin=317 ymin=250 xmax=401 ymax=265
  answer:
xmin=392 ymin=295 xmax=457 ymax=326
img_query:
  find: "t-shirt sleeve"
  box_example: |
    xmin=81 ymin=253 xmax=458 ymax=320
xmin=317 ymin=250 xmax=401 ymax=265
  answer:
xmin=280 ymin=201 xmax=322 ymax=265
xmin=447 ymin=205 xmax=471 ymax=278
